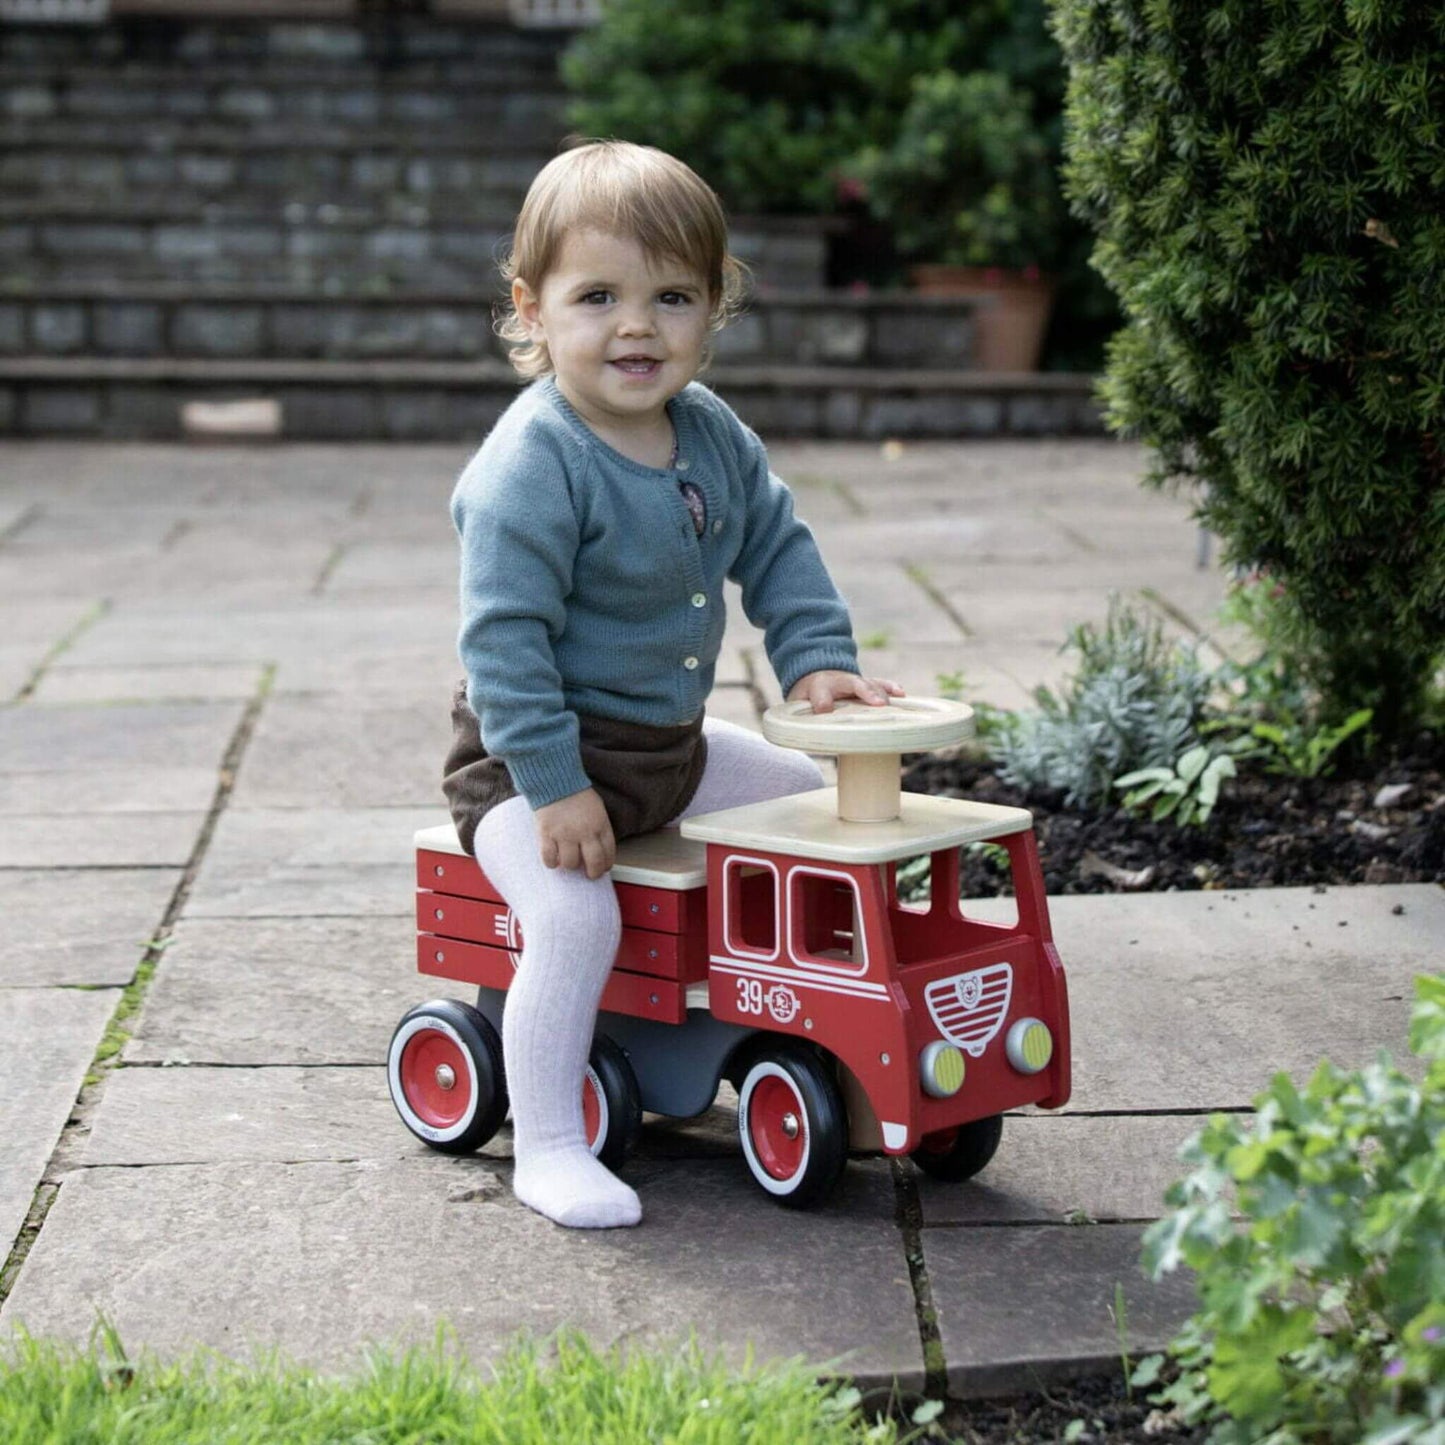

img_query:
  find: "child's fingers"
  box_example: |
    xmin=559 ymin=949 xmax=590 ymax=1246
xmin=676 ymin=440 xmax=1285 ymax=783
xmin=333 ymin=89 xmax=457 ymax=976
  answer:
xmin=852 ymin=675 xmax=900 ymax=706
xmin=581 ymin=833 xmax=613 ymax=880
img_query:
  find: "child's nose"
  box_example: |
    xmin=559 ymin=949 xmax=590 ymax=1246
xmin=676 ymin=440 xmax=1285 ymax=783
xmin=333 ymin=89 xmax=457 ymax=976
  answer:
xmin=616 ymin=304 xmax=656 ymax=335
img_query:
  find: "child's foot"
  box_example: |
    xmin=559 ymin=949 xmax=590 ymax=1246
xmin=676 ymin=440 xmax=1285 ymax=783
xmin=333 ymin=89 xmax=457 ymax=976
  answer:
xmin=512 ymin=1148 xmax=642 ymax=1229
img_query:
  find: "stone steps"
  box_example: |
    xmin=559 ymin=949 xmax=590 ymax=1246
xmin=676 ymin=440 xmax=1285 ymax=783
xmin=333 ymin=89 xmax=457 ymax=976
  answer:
xmin=2 ymin=206 xmax=836 ymax=293
xmin=0 ymin=284 xmax=982 ymax=370
xmin=0 ymin=355 xmax=1103 ymax=440
xmin=1 ymin=66 xmax=566 ymax=122
xmin=0 ymin=116 xmax=563 ymax=156
xmin=0 ymin=17 xmax=560 ymax=67
xmin=0 ymin=13 xmax=1101 ymax=439
xmin=0 ymin=128 xmax=556 ymax=200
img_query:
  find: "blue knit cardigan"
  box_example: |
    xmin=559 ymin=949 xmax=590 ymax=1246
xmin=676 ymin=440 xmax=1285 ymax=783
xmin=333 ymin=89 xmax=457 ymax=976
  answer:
xmin=451 ymin=376 xmax=859 ymax=810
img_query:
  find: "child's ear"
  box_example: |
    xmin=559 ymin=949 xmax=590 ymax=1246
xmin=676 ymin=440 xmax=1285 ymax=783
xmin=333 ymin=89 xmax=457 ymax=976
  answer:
xmin=512 ymin=277 xmax=544 ymax=340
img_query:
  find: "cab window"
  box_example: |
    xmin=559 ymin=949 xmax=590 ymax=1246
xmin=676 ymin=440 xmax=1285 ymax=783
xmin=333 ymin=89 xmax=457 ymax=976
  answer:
xmin=723 ymin=856 xmax=779 ymax=958
xmin=789 ymin=867 xmax=866 ymax=973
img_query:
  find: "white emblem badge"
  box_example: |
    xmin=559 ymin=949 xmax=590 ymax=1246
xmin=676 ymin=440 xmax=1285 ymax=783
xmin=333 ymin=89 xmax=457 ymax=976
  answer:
xmin=766 ymin=985 xmax=801 ymax=1023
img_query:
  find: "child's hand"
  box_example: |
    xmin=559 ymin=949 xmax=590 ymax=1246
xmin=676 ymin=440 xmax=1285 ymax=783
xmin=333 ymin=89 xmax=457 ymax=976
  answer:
xmin=535 ymin=787 xmax=616 ymax=880
xmin=787 ymin=670 xmax=905 ymax=714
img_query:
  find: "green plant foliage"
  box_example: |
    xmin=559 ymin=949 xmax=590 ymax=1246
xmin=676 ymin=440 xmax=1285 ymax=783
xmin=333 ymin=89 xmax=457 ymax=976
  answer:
xmin=0 ymin=1326 xmax=905 ymax=1444
xmin=850 ymin=68 xmax=1065 ymax=270
xmin=560 ymin=0 xmax=1123 ymax=362
xmin=1050 ymin=0 xmax=1445 ymax=739
xmin=1138 ymin=974 xmax=1445 ymax=1443
xmin=563 ymin=0 xmax=1021 ymax=217
xmin=1206 ymin=575 xmax=1381 ymax=780
xmin=1114 ymin=740 xmax=1245 ymax=826
xmin=993 ymin=597 xmax=1212 ymax=808
xmin=1245 ymin=706 xmax=1374 ymax=780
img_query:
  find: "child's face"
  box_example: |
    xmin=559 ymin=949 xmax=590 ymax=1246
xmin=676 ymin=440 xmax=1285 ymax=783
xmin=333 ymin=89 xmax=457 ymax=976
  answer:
xmin=513 ymin=229 xmax=711 ymax=440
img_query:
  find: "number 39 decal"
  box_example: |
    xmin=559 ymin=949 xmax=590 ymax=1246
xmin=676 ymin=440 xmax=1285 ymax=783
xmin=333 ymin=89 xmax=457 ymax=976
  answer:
xmin=736 ymin=977 xmax=802 ymax=1025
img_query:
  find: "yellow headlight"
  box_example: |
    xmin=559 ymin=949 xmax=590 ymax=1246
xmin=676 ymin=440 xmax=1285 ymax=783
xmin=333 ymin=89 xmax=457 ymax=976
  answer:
xmin=920 ymin=1041 xmax=966 ymax=1098
xmin=1006 ymin=1018 xmax=1053 ymax=1075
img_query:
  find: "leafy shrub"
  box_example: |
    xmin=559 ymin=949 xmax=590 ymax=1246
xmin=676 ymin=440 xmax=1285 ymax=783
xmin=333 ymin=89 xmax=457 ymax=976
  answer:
xmin=993 ymin=597 xmax=1212 ymax=808
xmin=561 ymin=0 xmax=1122 ymax=365
xmin=563 ymin=0 xmax=1031 ymax=217
xmin=1138 ymin=973 xmax=1445 ymax=1444
xmin=1206 ymin=575 xmax=1380 ymax=780
xmin=1114 ymin=741 xmax=1243 ymax=827
xmin=1050 ymin=0 xmax=1445 ymax=740
xmin=848 ymin=68 xmax=1065 ymax=271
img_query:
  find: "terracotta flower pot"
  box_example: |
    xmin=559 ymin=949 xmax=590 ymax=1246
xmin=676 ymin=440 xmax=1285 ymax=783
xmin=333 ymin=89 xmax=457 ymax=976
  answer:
xmin=909 ymin=264 xmax=1057 ymax=372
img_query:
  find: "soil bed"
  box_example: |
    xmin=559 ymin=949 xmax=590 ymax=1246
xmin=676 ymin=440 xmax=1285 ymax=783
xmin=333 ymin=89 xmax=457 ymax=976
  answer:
xmin=903 ymin=732 xmax=1445 ymax=897
xmin=930 ymin=1369 xmax=1202 ymax=1444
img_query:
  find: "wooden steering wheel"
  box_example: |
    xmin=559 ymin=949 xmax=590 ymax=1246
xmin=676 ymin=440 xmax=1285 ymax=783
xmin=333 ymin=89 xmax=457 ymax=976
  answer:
xmin=760 ymin=697 xmax=974 ymax=822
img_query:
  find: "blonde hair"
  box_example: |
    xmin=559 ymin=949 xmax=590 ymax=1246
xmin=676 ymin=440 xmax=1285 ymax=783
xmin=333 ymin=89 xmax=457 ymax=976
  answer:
xmin=497 ymin=140 xmax=748 ymax=379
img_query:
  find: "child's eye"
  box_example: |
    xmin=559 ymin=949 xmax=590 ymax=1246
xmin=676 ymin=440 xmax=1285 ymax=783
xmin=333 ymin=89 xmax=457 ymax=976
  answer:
xmin=659 ymin=290 xmax=696 ymax=307
xmin=580 ymin=290 xmax=613 ymax=305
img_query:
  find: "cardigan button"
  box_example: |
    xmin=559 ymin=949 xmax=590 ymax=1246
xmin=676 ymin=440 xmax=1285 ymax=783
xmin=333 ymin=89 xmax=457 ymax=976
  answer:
xmin=711 ymin=519 xmax=723 ymax=534
xmin=690 ymin=592 xmax=706 ymax=608
xmin=682 ymin=656 xmax=699 ymax=670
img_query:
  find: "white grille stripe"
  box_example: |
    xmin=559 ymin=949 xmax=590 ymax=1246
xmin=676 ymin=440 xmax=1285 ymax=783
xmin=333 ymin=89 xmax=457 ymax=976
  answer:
xmin=925 ymin=964 xmax=1013 ymax=1057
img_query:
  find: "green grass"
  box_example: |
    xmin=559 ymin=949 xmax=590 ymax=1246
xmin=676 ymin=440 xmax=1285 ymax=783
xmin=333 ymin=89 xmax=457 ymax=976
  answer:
xmin=0 ymin=1325 xmax=909 ymax=1445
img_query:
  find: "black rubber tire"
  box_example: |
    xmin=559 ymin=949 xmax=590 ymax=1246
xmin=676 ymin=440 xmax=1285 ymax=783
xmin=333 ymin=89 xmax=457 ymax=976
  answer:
xmin=585 ymin=1034 xmax=643 ymax=1171
xmin=911 ymin=1114 xmax=1004 ymax=1182
xmin=736 ymin=1044 xmax=849 ymax=1209
xmin=387 ymin=998 xmax=508 ymax=1155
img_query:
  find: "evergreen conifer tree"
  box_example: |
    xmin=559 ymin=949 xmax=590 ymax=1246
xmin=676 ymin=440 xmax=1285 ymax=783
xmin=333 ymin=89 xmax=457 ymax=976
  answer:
xmin=1051 ymin=0 xmax=1444 ymax=737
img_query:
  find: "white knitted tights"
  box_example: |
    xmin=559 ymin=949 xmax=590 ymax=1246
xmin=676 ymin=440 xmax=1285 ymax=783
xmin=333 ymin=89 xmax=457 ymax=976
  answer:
xmin=471 ymin=716 xmax=822 ymax=1228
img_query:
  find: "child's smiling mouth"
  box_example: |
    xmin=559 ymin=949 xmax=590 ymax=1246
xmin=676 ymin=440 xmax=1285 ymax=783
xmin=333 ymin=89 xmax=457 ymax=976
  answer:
xmin=610 ymin=356 xmax=663 ymax=376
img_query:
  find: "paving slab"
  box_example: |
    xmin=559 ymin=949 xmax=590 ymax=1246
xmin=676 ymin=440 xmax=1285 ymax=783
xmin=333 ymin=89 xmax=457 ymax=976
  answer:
xmin=0 ymin=812 xmax=205 ymax=867
xmin=0 ymin=598 xmax=98 ymax=646
xmin=321 ymin=540 xmax=458 ymax=596
xmin=827 ymin=561 xmax=966 ymax=646
xmin=937 ymin=586 xmax=1190 ymax=649
xmin=840 ymin=514 xmax=1082 ymax=568
xmin=184 ymin=806 xmax=436 ymax=917
xmin=925 ymin=1222 xmax=1198 ymax=1396
xmin=86 ymin=1065 xmax=406 ymax=1166
xmin=29 ymin=663 xmax=266 ymax=706
xmin=0 ymin=546 xmax=178 ymax=604
xmin=1032 ymin=885 xmax=1442 ymax=1111
xmin=0 ymin=655 xmax=36 ymax=701
xmin=0 ymin=987 xmax=119 ymax=1260
xmin=913 ymin=1115 xmax=1199 ymax=1227
xmin=126 ymin=915 xmax=416 ymax=1065
xmin=1 ymin=1157 xmax=921 ymax=1387
xmin=146 ymin=524 xmax=337 ymax=600
xmin=62 ymin=603 xmax=456 ymax=670
xmin=0 ymin=766 xmax=220 ymax=814
xmin=229 ymin=695 xmax=454 ymax=808
xmin=0 ymin=868 xmax=180 ymax=987
xmin=0 ymin=700 xmax=245 ymax=774
xmin=854 ymin=642 xmax=1046 ymax=713
xmin=269 ymin=653 xmax=460 ymax=699
xmin=84 ymin=1066 xmax=742 ymax=1167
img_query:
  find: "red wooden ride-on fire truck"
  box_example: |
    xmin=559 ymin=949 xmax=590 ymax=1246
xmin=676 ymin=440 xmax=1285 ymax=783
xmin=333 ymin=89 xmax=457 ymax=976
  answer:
xmin=389 ymin=698 xmax=1071 ymax=1207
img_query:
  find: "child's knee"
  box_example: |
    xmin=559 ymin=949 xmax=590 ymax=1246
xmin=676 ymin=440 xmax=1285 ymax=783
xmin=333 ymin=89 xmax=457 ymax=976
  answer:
xmin=520 ymin=870 xmax=621 ymax=953
xmin=776 ymin=746 xmax=825 ymax=794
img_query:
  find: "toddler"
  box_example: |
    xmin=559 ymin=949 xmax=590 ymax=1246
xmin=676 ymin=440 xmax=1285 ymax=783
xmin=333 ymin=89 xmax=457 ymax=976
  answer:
xmin=444 ymin=140 xmax=900 ymax=1229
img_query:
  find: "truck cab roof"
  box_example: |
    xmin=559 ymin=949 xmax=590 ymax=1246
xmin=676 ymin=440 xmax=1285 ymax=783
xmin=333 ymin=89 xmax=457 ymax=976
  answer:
xmin=679 ymin=787 xmax=1033 ymax=866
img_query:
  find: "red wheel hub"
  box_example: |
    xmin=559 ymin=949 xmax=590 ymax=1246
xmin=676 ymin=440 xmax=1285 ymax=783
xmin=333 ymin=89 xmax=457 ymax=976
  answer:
xmin=748 ymin=1074 xmax=807 ymax=1181
xmin=400 ymin=1029 xmax=472 ymax=1130
xmin=582 ymin=1068 xmax=603 ymax=1149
